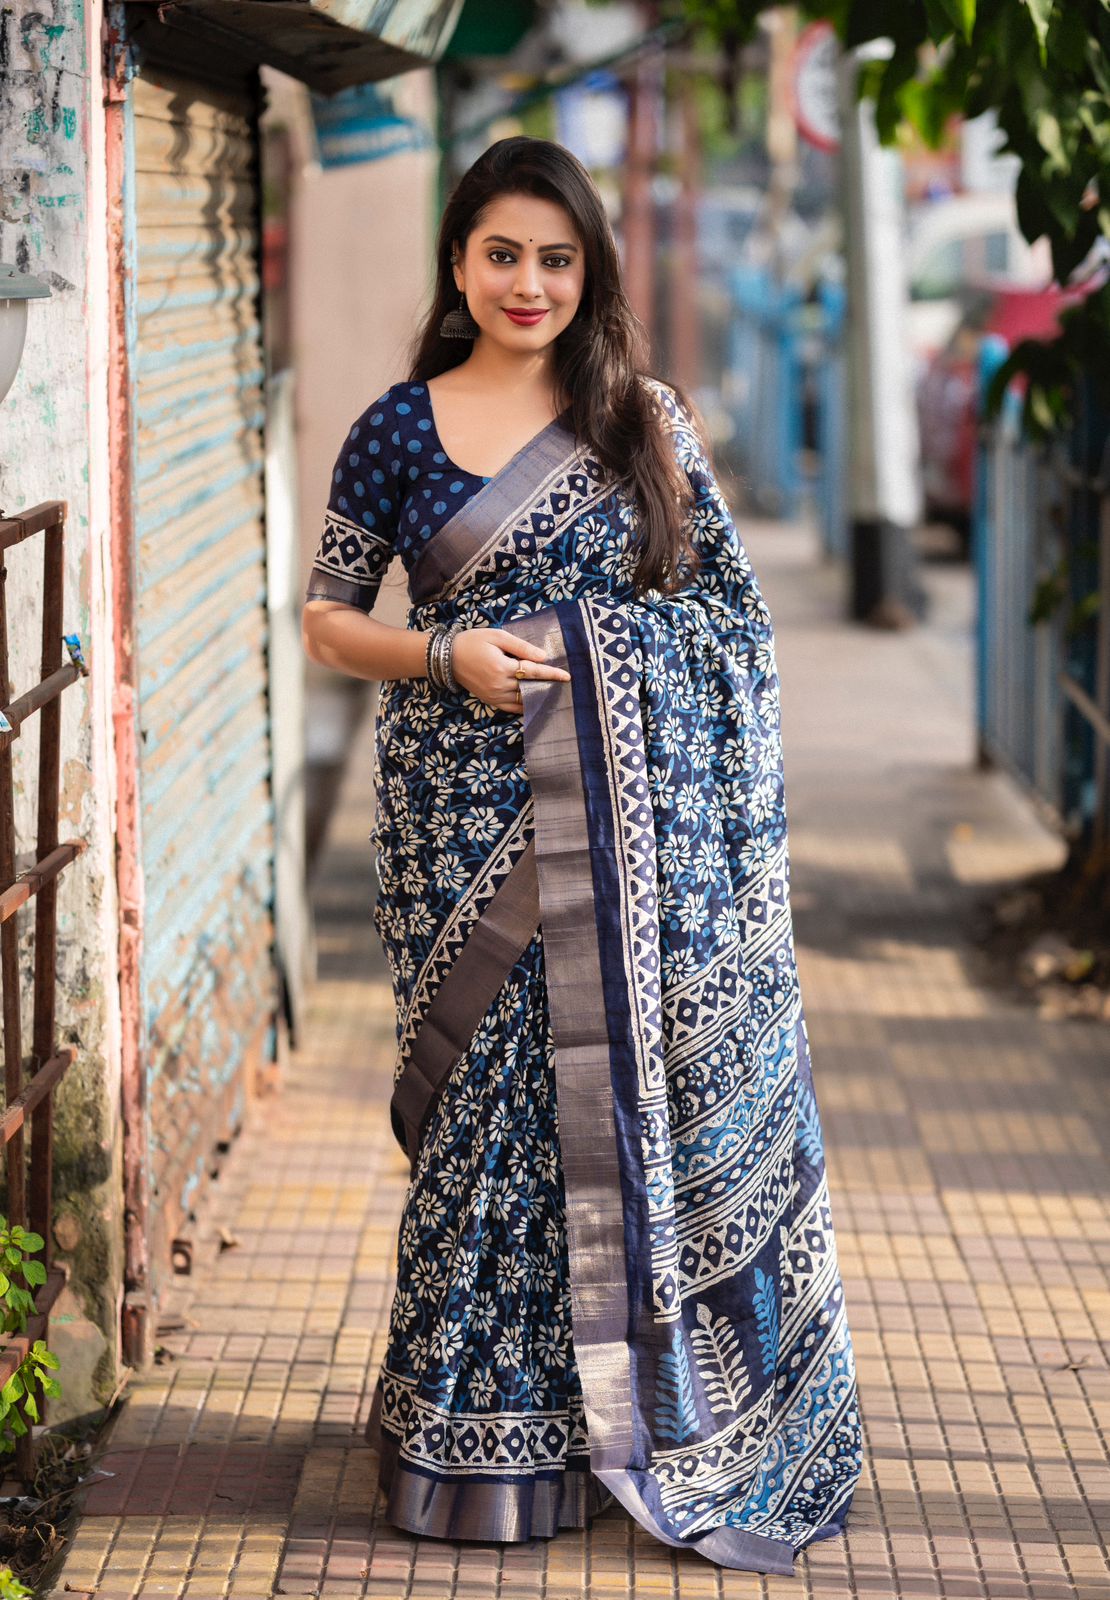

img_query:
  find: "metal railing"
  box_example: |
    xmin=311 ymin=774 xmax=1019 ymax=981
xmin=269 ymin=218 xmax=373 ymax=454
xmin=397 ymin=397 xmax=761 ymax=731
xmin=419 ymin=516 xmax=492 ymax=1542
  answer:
xmin=723 ymin=265 xmax=847 ymax=549
xmin=0 ymin=500 xmax=88 ymax=1479
xmin=725 ymin=266 xmax=806 ymax=518
xmin=975 ymin=343 xmax=1110 ymax=860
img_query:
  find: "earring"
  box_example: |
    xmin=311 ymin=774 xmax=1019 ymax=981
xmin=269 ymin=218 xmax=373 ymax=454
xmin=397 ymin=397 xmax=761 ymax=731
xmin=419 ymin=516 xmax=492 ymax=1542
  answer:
xmin=440 ymin=290 xmax=480 ymax=340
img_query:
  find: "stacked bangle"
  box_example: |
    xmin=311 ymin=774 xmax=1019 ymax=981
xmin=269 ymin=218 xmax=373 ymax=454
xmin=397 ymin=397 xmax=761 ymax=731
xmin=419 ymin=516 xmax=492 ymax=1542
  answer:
xmin=425 ymin=621 xmax=466 ymax=691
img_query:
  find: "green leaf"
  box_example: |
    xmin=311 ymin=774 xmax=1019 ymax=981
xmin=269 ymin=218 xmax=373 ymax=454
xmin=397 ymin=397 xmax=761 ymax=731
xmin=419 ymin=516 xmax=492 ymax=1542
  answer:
xmin=19 ymin=1232 xmax=43 ymax=1254
xmin=1 ymin=1376 xmax=23 ymax=1404
xmin=922 ymin=0 xmax=955 ymax=43
xmin=0 ymin=1569 xmax=36 ymax=1599
xmin=31 ymin=1340 xmax=58 ymax=1368
xmin=902 ymin=76 xmax=958 ymax=147
xmin=39 ymin=1376 xmax=61 ymax=1399
xmin=22 ymin=1393 xmax=37 ymax=1424
xmin=1034 ymin=109 xmax=1068 ymax=171
xmin=874 ymin=45 xmax=921 ymax=142
xmin=939 ymin=0 xmax=975 ymax=42
xmin=22 ymin=1261 xmax=45 ymax=1288
xmin=4 ymin=1249 xmax=20 ymax=1268
xmin=1024 ymin=0 xmax=1053 ymax=62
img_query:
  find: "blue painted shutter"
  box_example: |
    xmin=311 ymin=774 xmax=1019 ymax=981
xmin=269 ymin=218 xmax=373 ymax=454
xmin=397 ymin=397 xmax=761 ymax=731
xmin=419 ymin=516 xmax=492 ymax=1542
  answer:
xmin=131 ymin=63 xmax=277 ymax=1285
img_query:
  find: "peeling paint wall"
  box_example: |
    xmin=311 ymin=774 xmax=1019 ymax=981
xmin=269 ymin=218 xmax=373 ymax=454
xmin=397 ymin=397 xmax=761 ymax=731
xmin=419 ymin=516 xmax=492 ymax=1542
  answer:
xmin=0 ymin=1 xmax=125 ymax=1416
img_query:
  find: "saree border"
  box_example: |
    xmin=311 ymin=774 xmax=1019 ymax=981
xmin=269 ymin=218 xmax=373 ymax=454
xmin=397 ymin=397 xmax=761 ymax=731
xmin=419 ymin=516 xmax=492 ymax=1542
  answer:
xmin=396 ymin=799 xmax=535 ymax=1063
xmin=504 ymin=601 xmax=802 ymax=1576
xmin=390 ymin=840 xmax=540 ymax=1168
xmin=407 ymin=419 xmax=608 ymax=607
xmin=501 ymin=606 xmax=638 ymax=1468
xmin=367 ymin=1375 xmax=614 ymax=1541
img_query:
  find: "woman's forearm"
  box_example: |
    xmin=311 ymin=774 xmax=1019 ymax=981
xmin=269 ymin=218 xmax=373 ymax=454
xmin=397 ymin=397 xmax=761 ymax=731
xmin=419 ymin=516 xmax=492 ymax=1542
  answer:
xmin=302 ymin=600 xmax=430 ymax=683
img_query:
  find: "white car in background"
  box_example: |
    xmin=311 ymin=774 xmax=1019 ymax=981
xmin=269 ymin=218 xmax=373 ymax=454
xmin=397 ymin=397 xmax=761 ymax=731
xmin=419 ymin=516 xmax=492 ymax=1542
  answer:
xmin=905 ymin=191 xmax=1052 ymax=371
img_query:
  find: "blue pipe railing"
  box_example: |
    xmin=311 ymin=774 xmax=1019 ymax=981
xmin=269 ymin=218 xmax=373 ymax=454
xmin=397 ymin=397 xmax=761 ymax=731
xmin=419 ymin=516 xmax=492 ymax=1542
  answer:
xmin=974 ymin=342 xmax=1109 ymax=857
xmin=725 ymin=266 xmax=846 ymax=548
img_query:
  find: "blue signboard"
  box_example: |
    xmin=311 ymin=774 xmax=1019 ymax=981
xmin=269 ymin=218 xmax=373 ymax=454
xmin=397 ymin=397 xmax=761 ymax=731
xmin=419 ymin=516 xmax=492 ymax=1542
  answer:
xmin=311 ymin=82 xmax=435 ymax=169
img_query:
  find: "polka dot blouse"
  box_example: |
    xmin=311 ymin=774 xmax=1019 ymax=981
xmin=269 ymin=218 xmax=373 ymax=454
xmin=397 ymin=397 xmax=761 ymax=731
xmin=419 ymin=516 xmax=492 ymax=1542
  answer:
xmin=304 ymin=382 xmax=490 ymax=613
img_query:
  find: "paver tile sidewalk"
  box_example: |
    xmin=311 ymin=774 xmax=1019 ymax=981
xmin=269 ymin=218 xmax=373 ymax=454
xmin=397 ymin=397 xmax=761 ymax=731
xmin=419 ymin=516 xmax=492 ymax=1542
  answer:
xmin=42 ymin=521 xmax=1110 ymax=1599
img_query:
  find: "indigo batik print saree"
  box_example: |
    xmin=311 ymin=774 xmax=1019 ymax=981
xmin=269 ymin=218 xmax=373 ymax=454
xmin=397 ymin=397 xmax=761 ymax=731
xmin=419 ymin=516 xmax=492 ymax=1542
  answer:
xmin=305 ymin=378 xmax=863 ymax=1574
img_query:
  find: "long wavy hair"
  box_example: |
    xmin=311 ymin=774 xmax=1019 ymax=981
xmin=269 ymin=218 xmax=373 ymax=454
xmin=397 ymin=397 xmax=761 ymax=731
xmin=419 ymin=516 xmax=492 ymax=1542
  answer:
xmin=407 ymin=136 xmax=705 ymax=597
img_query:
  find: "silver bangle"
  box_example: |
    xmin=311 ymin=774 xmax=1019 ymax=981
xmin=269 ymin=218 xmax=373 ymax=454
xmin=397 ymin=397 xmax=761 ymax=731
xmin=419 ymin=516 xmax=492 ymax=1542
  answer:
xmin=426 ymin=622 xmax=464 ymax=690
xmin=442 ymin=622 xmax=465 ymax=691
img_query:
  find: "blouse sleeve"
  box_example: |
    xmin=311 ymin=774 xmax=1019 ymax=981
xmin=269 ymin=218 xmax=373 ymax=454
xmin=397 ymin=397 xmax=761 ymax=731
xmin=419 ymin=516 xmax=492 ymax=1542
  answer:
xmin=304 ymin=393 xmax=402 ymax=613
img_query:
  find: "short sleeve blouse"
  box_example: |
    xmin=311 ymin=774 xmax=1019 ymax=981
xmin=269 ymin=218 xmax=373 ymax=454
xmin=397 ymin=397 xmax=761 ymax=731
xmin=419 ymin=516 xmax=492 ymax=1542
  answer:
xmin=304 ymin=382 xmax=489 ymax=614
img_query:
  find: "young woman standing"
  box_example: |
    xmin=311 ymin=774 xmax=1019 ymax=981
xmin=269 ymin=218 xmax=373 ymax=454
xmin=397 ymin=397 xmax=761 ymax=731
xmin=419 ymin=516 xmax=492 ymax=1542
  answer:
xmin=302 ymin=135 xmax=862 ymax=1576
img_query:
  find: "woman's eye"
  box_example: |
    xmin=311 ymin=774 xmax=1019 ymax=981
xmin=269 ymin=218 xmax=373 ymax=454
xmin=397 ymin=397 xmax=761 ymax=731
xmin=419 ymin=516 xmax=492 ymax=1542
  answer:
xmin=487 ymin=250 xmax=573 ymax=268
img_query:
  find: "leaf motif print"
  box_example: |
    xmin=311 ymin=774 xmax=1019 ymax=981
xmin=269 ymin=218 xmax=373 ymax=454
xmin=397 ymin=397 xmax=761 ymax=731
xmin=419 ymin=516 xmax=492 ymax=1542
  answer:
xmin=655 ymin=1327 xmax=698 ymax=1446
xmin=690 ymin=1302 xmax=753 ymax=1416
xmin=796 ymin=1079 xmax=824 ymax=1166
xmin=753 ymin=1266 xmax=779 ymax=1378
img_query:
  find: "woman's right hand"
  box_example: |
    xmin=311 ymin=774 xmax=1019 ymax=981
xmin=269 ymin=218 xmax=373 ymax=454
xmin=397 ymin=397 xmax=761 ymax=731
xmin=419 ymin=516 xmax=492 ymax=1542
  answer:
xmin=447 ymin=627 xmax=571 ymax=713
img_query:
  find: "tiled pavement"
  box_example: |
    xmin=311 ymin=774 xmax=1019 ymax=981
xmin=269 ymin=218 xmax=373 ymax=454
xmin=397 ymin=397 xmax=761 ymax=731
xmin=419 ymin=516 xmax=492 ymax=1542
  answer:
xmin=42 ymin=521 xmax=1109 ymax=1599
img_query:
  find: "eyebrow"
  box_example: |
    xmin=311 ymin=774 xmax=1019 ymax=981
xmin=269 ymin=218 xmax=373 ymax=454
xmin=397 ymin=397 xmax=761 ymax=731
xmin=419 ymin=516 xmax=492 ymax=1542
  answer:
xmin=481 ymin=234 xmax=579 ymax=252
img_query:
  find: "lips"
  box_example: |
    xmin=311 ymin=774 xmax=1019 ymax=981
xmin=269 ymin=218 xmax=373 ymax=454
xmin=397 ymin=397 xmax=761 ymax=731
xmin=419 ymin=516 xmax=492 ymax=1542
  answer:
xmin=503 ymin=309 xmax=549 ymax=325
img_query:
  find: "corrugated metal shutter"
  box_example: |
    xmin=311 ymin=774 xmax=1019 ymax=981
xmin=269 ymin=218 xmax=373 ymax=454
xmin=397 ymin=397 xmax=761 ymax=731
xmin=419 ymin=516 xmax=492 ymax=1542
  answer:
xmin=130 ymin=63 xmax=277 ymax=1284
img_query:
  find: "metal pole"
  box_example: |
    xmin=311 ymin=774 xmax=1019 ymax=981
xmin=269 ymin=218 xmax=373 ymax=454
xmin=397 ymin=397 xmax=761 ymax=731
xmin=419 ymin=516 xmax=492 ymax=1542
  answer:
xmin=837 ymin=47 xmax=925 ymax=625
xmin=623 ymin=40 xmax=661 ymax=347
xmin=671 ymin=72 xmax=701 ymax=393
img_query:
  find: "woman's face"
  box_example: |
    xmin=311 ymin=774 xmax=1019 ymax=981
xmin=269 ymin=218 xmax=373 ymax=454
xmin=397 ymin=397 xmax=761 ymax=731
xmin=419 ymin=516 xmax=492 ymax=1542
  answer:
xmin=453 ymin=191 xmax=586 ymax=355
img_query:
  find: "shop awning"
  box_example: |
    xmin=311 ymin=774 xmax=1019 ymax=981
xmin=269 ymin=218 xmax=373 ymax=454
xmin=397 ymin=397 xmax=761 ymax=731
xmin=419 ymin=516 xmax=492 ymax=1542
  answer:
xmin=122 ymin=0 xmax=467 ymax=92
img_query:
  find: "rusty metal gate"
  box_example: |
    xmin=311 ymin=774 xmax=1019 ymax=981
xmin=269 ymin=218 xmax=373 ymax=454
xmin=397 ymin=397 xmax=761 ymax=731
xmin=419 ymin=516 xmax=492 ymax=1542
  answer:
xmin=125 ymin=58 xmax=277 ymax=1306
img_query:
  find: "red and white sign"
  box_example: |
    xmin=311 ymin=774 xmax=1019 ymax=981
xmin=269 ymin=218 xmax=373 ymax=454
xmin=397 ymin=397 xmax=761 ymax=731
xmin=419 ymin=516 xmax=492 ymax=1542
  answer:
xmin=793 ymin=21 xmax=841 ymax=154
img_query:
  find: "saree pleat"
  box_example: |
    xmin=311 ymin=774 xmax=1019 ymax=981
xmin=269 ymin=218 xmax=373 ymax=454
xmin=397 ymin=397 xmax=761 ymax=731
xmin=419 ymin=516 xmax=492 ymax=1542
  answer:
xmin=351 ymin=379 xmax=862 ymax=1574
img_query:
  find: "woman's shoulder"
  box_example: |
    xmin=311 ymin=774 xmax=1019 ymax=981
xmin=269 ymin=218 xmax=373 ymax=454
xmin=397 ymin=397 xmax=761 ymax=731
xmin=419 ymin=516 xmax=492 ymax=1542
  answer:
xmin=640 ymin=374 xmax=692 ymax=428
xmin=349 ymin=379 xmax=430 ymax=430
xmin=339 ymin=381 xmax=434 ymax=477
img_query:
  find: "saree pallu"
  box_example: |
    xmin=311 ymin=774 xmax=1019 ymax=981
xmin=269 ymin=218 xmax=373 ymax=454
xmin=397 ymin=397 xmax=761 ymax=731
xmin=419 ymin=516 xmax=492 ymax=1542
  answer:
xmin=365 ymin=381 xmax=863 ymax=1574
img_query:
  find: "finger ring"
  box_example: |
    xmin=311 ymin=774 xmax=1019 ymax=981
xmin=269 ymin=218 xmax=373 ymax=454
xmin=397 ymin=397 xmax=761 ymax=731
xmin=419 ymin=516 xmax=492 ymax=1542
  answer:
xmin=514 ymin=666 xmax=528 ymax=680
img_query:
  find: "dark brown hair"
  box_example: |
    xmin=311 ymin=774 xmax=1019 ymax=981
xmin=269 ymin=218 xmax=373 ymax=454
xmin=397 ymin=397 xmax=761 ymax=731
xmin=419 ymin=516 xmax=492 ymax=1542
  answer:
xmin=406 ymin=135 xmax=705 ymax=597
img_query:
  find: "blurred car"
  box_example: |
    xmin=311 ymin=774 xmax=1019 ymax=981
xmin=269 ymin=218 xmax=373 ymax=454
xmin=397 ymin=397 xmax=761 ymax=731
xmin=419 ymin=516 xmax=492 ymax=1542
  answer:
xmin=906 ymin=191 xmax=1052 ymax=375
xmin=915 ymin=278 xmax=1082 ymax=532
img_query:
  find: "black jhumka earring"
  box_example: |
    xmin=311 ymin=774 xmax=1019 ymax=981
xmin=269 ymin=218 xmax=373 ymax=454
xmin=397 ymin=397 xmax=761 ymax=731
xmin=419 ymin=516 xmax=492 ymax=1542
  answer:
xmin=440 ymin=290 xmax=480 ymax=340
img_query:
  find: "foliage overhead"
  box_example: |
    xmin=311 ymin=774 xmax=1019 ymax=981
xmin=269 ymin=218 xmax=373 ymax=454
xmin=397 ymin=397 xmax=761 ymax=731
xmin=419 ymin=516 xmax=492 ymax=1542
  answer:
xmin=666 ymin=0 xmax=1110 ymax=436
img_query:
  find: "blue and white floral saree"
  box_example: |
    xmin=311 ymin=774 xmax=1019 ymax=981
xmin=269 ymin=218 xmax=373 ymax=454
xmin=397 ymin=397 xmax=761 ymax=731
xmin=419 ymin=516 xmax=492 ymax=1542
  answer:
xmin=305 ymin=377 xmax=862 ymax=1575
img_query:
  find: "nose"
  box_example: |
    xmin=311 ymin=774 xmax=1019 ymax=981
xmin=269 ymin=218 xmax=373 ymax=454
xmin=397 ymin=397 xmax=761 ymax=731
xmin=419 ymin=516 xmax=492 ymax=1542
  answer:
xmin=513 ymin=256 xmax=543 ymax=299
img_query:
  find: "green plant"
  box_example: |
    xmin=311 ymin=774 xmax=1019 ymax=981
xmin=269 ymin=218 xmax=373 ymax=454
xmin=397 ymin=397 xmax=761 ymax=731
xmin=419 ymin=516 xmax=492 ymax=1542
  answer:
xmin=0 ymin=1222 xmax=61 ymax=1451
xmin=0 ymin=1568 xmax=32 ymax=1598
xmin=668 ymin=0 xmax=1110 ymax=438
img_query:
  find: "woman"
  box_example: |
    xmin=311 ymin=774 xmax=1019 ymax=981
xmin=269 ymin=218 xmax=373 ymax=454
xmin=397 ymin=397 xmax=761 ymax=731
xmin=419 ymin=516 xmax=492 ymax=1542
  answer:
xmin=302 ymin=135 xmax=862 ymax=1576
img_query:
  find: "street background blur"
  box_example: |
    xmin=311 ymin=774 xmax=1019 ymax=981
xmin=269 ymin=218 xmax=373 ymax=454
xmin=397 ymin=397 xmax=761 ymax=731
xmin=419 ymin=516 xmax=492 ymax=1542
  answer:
xmin=0 ymin=2 xmax=1108 ymax=1594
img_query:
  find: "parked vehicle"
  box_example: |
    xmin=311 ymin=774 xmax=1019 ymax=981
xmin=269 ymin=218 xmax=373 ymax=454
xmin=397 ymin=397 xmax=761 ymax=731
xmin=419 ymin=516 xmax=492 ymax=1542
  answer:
xmin=906 ymin=191 xmax=1052 ymax=373
xmin=916 ymin=278 xmax=1081 ymax=533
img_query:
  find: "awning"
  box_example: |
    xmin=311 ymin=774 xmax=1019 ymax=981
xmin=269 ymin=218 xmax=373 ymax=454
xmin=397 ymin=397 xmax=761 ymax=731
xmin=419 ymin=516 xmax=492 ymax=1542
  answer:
xmin=122 ymin=0 xmax=467 ymax=92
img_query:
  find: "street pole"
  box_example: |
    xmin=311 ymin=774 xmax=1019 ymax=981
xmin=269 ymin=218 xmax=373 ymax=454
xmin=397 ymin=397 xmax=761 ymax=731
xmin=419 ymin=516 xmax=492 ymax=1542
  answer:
xmin=765 ymin=7 xmax=798 ymax=280
xmin=837 ymin=48 xmax=925 ymax=626
xmin=622 ymin=32 xmax=661 ymax=345
xmin=671 ymin=71 xmax=701 ymax=394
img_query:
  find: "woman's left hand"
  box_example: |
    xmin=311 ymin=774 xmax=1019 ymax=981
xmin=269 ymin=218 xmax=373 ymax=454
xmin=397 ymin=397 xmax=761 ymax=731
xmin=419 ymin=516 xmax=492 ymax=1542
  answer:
xmin=450 ymin=626 xmax=571 ymax=713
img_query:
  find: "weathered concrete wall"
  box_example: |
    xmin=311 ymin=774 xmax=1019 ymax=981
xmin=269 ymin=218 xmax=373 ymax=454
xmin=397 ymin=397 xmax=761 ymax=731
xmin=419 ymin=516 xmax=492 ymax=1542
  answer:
xmin=0 ymin=3 xmax=125 ymax=1419
xmin=271 ymin=67 xmax=440 ymax=629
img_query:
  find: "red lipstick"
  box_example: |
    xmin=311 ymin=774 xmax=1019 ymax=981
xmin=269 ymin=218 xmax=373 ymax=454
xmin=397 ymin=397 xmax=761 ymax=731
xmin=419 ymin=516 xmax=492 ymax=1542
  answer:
xmin=503 ymin=308 xmax=549 ymax=325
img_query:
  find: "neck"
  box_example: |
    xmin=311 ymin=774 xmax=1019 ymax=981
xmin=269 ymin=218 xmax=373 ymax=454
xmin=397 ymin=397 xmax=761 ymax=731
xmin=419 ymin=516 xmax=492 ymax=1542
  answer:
xmin=456 ymin=340 xmax=561 ymax=403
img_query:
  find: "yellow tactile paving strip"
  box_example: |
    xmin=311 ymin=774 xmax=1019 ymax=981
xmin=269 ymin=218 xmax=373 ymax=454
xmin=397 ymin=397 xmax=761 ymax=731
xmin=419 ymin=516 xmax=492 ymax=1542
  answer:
xmin=43 ymin=523 xmax=1109 ymax=1599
